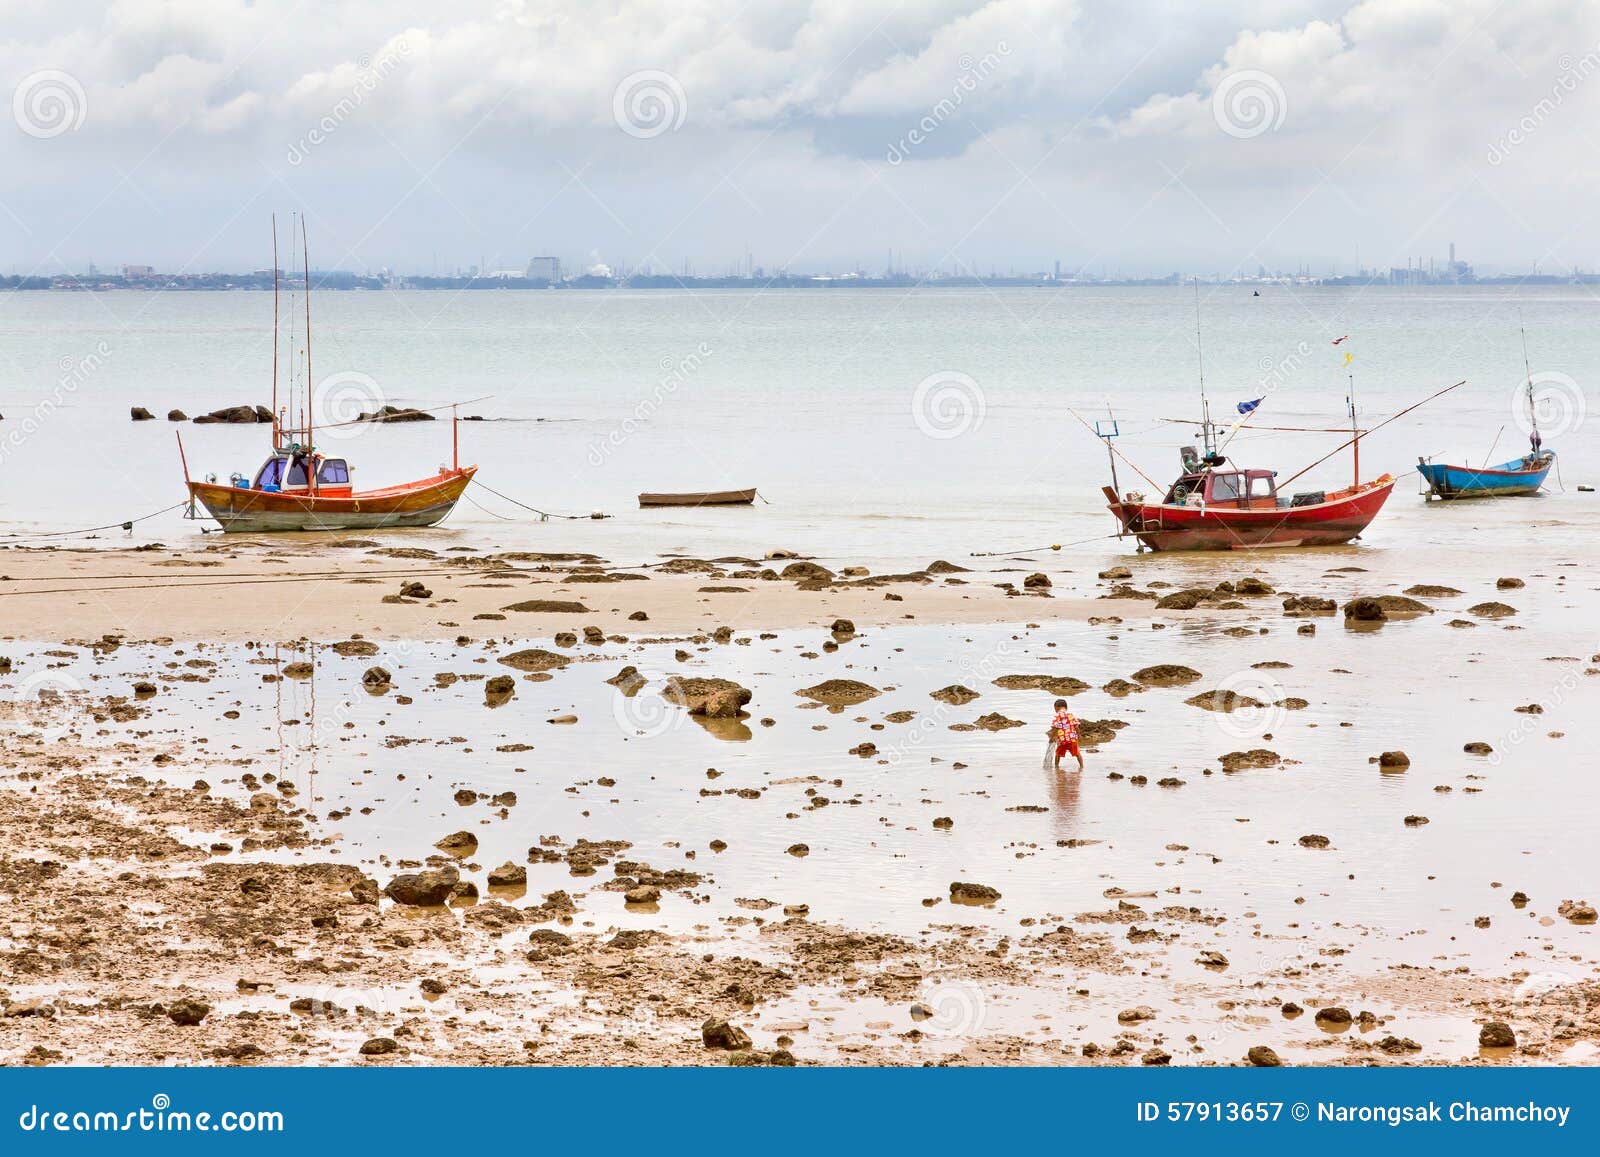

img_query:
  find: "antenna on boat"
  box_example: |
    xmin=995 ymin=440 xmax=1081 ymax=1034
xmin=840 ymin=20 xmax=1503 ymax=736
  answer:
xmin=1193 ymin=279 xmax=1217 ymax=462
xmin=1095 ymin=405 xmax=1122 ymax=498
xmin=271 ymin=214 xmax=280 ymax=449
xmin=1518 ymin=310 xmax=1540 ymax=452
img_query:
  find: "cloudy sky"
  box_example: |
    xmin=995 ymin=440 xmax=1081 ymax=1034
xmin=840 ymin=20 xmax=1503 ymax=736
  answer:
xmin=3 ymin=0 xmax=1599 ymax=277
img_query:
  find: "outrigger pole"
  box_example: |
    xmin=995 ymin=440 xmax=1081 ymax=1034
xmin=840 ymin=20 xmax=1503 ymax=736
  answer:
xmin=1280 ymin=379 xmax=1468 ymax=488
xmin=1068 ymin=408 xmax=1162 ymax=492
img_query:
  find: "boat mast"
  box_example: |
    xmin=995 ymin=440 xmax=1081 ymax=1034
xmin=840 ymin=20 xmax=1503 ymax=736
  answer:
xmin=1193 ymin=279 xmax=1216 ymax=462
xmin=1346 ymin=346 xmax=1358 ymax=488
xmin=1519 ymin=313 xmax=1539 ymax=452
xmin=271 ymin=215 xmax=280 ymax=449
xmin=302 ymin=214 xmax=313 ymax=470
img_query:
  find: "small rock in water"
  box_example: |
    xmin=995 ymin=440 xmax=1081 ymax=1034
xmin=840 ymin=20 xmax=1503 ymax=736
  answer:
xmin=1246 ymin=1045 xmax=1282 ymax=1067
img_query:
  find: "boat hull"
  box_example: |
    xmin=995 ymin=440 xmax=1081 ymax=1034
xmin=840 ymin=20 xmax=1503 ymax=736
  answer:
xmin=1104 ymin=477 xmax=1396 ymax=552
xmin=1417 ymin=453 xmax=1552 ymax=499
xmin=188 ymin=467 xmax=476 ymax=533
xmin=638 ymin=488 xmax=757 ymax=508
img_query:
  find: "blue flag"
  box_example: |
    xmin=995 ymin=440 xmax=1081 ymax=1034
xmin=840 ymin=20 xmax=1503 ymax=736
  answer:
xmin=1237 ymin=397 xmax=1263 ymax=415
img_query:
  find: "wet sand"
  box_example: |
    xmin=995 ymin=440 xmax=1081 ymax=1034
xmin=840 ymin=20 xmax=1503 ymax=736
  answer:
xmin=1 ymin=539 xmax=1597 ymax=1067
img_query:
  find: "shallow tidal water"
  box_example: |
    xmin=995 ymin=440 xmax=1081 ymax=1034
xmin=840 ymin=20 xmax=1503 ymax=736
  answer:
xmin=11 ymin=551 xmax=1599 ymax=1061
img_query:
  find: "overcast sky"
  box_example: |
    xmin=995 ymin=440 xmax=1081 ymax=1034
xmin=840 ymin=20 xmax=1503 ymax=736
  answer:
xmin=3 ymin=0 xmax=1599 ymax=277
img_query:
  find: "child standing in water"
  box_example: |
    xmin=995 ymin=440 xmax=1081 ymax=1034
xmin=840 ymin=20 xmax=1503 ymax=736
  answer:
xmin=1050 ymin=698 xmax=1084 ymax=773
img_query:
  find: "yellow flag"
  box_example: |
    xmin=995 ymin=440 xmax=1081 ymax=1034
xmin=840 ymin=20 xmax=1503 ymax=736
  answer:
xmin=1343 ymin=351 xmax=1353 ymax=366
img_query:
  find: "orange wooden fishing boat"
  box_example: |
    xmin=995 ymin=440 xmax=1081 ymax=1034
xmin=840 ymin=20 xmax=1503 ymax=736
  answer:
xmin=180 ymin=216 xmax=476 ymax=534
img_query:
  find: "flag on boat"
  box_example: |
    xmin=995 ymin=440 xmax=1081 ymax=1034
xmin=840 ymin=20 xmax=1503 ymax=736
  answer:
xmin=1236 ymin=397 xmax=1264 ymax=415
xmin=1331 ymin=335 xmax=1349 ymax=345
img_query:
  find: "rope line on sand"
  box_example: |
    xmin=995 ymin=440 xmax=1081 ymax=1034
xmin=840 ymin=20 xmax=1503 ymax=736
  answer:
xmin=468 ymin=479 xmax=605 ymax=521
xmin=0 ymin=565 xmax=519 ymax=600
xmin=968 ymin=532 xmax=1122 ymax=558
xmin=0 ymin=501 xmax=189 ymax=541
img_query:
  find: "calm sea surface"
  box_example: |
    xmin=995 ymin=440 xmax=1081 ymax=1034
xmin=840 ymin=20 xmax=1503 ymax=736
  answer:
xmin=0 ymin=285 xmax=1596 ymax=566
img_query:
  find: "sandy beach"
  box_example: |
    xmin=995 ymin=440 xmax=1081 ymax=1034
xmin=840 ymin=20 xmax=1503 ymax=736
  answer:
xmin=1 ymin=535 xmax=1596 ymax=1067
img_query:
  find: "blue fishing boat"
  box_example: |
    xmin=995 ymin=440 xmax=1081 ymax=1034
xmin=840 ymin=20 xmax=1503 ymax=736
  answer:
xmin=1418 ymin=324 xmax=1555 ymax=500
xmin=1417 ymin=450 xmax=1553 ymax=499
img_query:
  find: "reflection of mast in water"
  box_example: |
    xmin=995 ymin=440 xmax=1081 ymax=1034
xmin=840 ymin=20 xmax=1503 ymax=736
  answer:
xmin=272 ymin=640 xmax=320 ymax=813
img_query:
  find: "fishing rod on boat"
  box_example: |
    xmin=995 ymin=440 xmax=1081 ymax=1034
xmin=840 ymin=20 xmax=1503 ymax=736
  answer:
xmin=1279 ymin=379 xmax=1468 ymax=489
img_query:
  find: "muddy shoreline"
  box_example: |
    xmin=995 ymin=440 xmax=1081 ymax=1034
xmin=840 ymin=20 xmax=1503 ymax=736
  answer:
xmin=1 ymin=542 xmax=1597 ymax=1066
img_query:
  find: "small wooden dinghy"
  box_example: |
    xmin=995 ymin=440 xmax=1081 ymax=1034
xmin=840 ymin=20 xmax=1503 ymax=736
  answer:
xmin=638 ymin=488 xmax=757 ymax=508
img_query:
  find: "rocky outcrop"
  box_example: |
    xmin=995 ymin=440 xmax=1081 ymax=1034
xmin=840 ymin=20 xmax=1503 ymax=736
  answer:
xmin=795 ymin=679 xmax=880 ymax=707
xmin=664 ymin=677 xmax=752 ymax=717
xmin=383 ymin=866 xmax=459 ymax=906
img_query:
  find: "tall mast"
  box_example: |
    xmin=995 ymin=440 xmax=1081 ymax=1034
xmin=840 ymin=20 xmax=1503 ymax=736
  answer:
xmin=302 ymin=214 xmax=313 ymax=456
xmin=1519 ymin=312 xmax=1539 ymax=450
xmin=1346 ymin=344 xmax=1359 ymax=487
xmin=1193 ymin=279 xmax=1215 ymax=461
xmin=271 ymin=215 xmax=280 ymax=449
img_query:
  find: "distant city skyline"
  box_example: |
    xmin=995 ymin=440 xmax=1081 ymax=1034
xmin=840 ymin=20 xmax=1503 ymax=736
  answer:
xmin=18 ymin=237 xmax=1600 ymax=287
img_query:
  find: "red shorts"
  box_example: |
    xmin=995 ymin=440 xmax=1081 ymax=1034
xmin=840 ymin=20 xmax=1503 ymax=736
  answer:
xmin=1056 ymin=738 xmax=1080 ymax=760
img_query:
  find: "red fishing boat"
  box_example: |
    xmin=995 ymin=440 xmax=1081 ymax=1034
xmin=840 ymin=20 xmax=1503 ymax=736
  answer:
xmin=1082 ymin=296 xmax=1461 ymax=553
xmin=180 ymin=217 xmax=476 ymax=534
xmin=1100 ymin=469 xmax=1396 ymax=552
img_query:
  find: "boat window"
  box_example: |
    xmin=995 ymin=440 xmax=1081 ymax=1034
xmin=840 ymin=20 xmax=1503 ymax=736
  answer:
xmin=318 ymin=459 xmax=349 ymax=485
xmin=1209 ymin=473 xmax=1242 ymax=501
xmin=285 ymin=458 xmax=309 ymax=487
xmin=253 ymin=457 xmax=285 ymax=489
xmin=1249 ymin=475 xmax=1275 ymax=499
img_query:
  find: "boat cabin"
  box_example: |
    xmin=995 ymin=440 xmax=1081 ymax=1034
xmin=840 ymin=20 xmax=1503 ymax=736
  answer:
xmin=248 ymin=450 xmax=353 ymax=497
xmin=1164 ymin=467 xmax=1279 ymax=509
